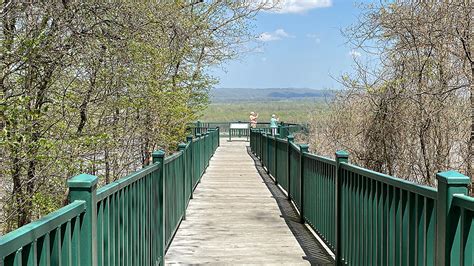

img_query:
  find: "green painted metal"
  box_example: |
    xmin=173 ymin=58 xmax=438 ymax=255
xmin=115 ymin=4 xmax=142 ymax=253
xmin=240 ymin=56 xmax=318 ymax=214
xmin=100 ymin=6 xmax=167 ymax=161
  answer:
xmin=0 ymin=201 xmax=85 ymax=265
xmin=436 ymin=171 xmax=471 ymax=265
xmin=0 ymin=129 xmax=219 ymax=266
xmin=250 ymin=129 xmax=474 ymax=266
xmin=68 ymin=174 xmax=98 ymax=266
xmin=335 ymin=150 xmax=349 ymax=265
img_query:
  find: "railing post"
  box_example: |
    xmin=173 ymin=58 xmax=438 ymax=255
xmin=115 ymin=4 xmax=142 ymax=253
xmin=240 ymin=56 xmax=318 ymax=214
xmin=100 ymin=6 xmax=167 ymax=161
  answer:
xmin=335 ymin=150 xmax=349 ymax=265
xmin=152 ymin=150 xmax=165 ymax=265
xmin=274 ymin=135 xmax=278 ymax=185
xmin=197 ymin=120 xmax=201 ymax=135
xmin=67 ymin=174 xmax=98 ymax=266
xmin=205 ymin=132 xmax=210 ymax=166
xmin=187 ymin=135 xmax=194 ymax=199
xmin=299 ymin=144 xmax=309 ymax=223
xmin=266 ymin=133 xmax=271 ymax=174
xmin=195 ymin=133 xmax=202 ymax=180
xmin=178 ymin=143 xmax=187 ymax=221
xmin=436 ymin=170 xmax=470 ymax=266
xmin=217 ymin=127 xmax=220 ymax=147
xmin=287 ymin=135 xmax=294 ymax=200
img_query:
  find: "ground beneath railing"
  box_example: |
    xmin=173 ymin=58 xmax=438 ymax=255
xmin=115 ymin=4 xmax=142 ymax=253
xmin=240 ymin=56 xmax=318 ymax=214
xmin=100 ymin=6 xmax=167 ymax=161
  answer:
xmin=165 ymin=138 xmax=334 ymax=265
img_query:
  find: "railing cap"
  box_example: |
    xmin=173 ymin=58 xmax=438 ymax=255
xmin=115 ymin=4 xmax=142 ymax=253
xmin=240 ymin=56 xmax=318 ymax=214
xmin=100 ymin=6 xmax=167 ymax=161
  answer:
xmin=287 ymin=135 xmax=294 ymax=141
xmin=299 ymin=144 xmax=309 ymax=151
xmin=152 ymin=150 xmax=165 ymax=159
xmin=68 ymin=174 xmax=98 ymax=188
xmin=335 ymin=150 xmax=349 ymax=159
xmin=436 ymin=170 xmax=470 ymax=185
xmin=178 ymin=143 xmax=187 ymax=150
xmin=186 ymin=135 xmax=193 ymax=141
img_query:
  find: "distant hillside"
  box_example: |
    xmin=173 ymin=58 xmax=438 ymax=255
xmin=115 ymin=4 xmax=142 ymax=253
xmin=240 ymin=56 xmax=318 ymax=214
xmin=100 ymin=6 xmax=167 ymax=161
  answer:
xmin=210 ymin=88 xmax=335 ymax=103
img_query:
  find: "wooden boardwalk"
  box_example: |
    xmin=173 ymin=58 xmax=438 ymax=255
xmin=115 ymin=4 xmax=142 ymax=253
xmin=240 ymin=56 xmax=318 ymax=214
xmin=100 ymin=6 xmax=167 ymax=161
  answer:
xmin=165 ymin=139 xmax=334 ymax=265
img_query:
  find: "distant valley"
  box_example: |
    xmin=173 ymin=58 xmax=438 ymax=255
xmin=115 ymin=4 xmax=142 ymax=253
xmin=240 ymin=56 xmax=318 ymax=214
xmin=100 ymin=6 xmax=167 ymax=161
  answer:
xmin=210 ymin=88 xmax=335 ymax=103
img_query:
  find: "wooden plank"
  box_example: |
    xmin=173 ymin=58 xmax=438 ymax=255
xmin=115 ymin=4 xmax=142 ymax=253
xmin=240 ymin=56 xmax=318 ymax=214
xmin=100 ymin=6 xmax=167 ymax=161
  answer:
xmin=165 ymin=140 xmax=334 ymax=265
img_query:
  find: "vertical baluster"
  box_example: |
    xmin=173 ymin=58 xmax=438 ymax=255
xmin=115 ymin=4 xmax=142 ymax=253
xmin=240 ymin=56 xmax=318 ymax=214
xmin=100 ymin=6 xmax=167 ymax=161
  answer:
xmin=71 ymin=214 xmax=82 ymax=266
xmin=408 ymin=192 xmax=416 ymax=265
xmin=125 ymin=186 xmax=129 ymax=266
xmin=355 ymin=174 xmax=361 ymax=265
xmin=146 ymin=173 xmax=151 ymax=266
xmin=401 ymin=190 xmax=408 ymax=264
xmin=361 ymin=176 xmax=367 ymax=266
xmin=103 ymin=197 xmax=109 ymax=266
xmin=50 ymin=227 xmax=61 ymax=265
xmin=97 ymin=201 xmax=103 ymax=266
xmin=425 ymin=197 xmax=435 ymax=266
xmin=119 ymin=188 xmax=124 ymax=266
xmin=415 ymin=195 xmax=424 ymax=266
xmin=461 ymin=208 xmax=473 ymax=266
xmin=115 ymin=192 xmax=120 ymax=266
xmin=382 ymin=183 xmax=388 ymax=265
xmin=376 ymin=181 xmax=382 ymax=266
xmin=369 ymin=179 xmax=374 ymax=264
xmin=38 ymin=233 xmax=50 ymax=266
xmin=389 ymin=185 xmax=395 ymax=266
xmin=24 ymin=240 xmax=38 ymax=266
xmin=12 ymin=248 xmax=22 ymax=266
xmin=395 ymin=188 xmax=402 ymax=266
xmin=138 ymin=179 xmax=143 ymax=266
xmin=111 ymin=194 xmax=116 ymax=266
xmin=348 ymin=171 xmax=354 ymax=264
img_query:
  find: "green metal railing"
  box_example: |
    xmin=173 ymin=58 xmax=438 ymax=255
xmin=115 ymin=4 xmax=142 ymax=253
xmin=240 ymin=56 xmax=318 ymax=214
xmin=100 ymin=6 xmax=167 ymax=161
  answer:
xmin=189 ymin=121 xmax=306 ymax=139
xmin=0 ymin=129 xmax=220 ymax=266
xmin=251 ymin=129 xmax=474 ymax=266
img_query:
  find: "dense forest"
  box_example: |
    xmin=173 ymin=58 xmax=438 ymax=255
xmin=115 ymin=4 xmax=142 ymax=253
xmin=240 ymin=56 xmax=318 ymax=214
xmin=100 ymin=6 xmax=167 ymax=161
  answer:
xmin=0 ymin=1 xmax=270 ymax=233
xmin=309 ymin=2 xmax=474 ymax=191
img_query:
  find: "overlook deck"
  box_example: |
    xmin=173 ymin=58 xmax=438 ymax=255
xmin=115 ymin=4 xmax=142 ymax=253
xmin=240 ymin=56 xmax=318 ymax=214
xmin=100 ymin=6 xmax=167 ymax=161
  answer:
xmin=165 ymin=139 xmax=334 ymax=265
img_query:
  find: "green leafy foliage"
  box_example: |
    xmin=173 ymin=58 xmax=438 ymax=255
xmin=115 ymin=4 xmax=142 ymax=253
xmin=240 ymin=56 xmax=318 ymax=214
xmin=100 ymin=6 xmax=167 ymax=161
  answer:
xmin=0 ymin=1 xmax=266 ymax=232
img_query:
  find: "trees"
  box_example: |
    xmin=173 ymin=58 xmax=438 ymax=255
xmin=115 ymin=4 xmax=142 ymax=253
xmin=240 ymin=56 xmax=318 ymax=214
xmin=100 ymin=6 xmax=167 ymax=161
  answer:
xmin=0 ymin=1 xmax=269 ymax=232
xmin=309 ymin=2 xmax=473 ymax=189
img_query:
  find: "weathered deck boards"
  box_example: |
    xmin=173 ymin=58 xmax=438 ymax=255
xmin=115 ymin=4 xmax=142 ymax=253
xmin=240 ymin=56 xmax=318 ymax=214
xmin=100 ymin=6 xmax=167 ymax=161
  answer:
xmin=165 ymin=138 xmax=334 ymax=265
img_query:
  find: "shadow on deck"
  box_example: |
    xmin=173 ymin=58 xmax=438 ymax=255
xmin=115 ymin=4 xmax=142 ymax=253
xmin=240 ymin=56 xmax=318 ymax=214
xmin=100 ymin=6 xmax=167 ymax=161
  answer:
xmin=247 ymin=146 xmax=334 ymax=266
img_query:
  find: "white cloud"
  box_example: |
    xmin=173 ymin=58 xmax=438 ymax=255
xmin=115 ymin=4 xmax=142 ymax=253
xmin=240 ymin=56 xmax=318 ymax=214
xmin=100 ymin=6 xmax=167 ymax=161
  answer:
xmin=264 ymin=0 xmax=332 ymax=14
xmin=258 ymin=29 xmax=292 ymax=42
xmin=274 ymin=29 xmax=289 ymax=38
xmin=306 ymin=33 xmax=321 ymax=43
xmin=349 ymin=50 xmax=361 ymax=58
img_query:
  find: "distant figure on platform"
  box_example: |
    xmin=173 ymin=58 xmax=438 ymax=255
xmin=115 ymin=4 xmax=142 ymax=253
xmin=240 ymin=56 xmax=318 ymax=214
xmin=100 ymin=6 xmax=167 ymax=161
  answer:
xmin=250 ymin=112 xmax=258 ymax=128
xmin=270 ymin=114 xmax=279 ymax=136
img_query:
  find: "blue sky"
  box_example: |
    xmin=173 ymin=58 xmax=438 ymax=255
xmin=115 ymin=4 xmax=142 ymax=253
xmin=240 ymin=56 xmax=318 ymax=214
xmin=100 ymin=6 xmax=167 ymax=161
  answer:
xmin=210 ymin=0 xmax=367 ymax=89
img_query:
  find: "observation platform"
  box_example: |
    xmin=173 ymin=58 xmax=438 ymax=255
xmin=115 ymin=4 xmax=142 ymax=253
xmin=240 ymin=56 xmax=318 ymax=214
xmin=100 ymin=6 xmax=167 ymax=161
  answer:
xmin=165 ymin=139 xmax=334 ymax=265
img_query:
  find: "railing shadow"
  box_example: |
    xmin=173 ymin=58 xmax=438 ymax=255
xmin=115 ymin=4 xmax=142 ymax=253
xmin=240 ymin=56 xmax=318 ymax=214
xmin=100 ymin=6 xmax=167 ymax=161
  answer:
xmin=247 ymin=146 xmax=335 ymax=266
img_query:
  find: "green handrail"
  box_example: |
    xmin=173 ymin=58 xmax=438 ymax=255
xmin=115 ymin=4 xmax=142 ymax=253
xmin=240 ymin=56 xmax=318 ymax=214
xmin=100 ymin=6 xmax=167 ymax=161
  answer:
xmin=0 ymin=201 xmax=86 ymax=265
xmin=1 ymin=128 xmax=220 ymax=266
xmin=189 ymin=121 xmax=307 ymax=138
xmin=250 ymin=129 xmax=474 ymax=266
